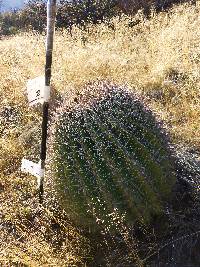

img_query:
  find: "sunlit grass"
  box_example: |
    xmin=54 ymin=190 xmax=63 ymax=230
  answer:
xmin=0 ymin=2 xmax=200 ymax=265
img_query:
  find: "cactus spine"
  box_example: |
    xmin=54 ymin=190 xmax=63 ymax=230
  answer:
xmin=50 ymin=81 xmax=175 ymax=229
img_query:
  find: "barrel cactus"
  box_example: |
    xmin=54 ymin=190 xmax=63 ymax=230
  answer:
xmin=48 ymin=81 xmax=176 ymax=230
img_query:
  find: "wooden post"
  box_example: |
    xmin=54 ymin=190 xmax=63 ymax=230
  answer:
xmin=39 ymin=0 xmax=57 ymax=203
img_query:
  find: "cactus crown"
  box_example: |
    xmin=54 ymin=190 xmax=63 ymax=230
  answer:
xmin=49 ymin=81 xmax=175 ymax=230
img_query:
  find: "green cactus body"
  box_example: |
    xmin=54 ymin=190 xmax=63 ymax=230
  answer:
xmin=49 ymin=81 xmax=176 ymax=230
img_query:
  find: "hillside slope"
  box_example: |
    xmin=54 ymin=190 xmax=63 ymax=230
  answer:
xmin=0 ymin=2 xmax=200 ymax=266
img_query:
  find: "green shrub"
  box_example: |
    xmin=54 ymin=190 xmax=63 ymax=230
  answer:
xmin=49 ymin=81 xmax=176 ymax=230
xmin=0 ymin=12 xmax=21 ymax=35
xmin=0 ymin=0 xmax=118 ymax=36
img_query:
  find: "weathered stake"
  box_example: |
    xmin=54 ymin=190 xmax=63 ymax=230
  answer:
xmin=39 ymin=0 xmax=57 ymax=203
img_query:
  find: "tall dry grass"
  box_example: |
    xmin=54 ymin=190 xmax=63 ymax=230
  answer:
xmin=1 ymin=2 xmax=200 ymax=266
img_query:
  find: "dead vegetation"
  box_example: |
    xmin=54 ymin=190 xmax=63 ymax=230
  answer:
xmin=0 ymin=2 xmax=200 ymax=266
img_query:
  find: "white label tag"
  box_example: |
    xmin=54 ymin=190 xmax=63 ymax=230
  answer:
xmin=27 ymin=76 xmax=50 ymax=106
xmin=21 ymin=159 xmax=44 ymax=178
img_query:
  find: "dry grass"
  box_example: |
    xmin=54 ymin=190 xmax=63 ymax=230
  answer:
xmin=1 ymin=2 xmax=200 ymax=266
